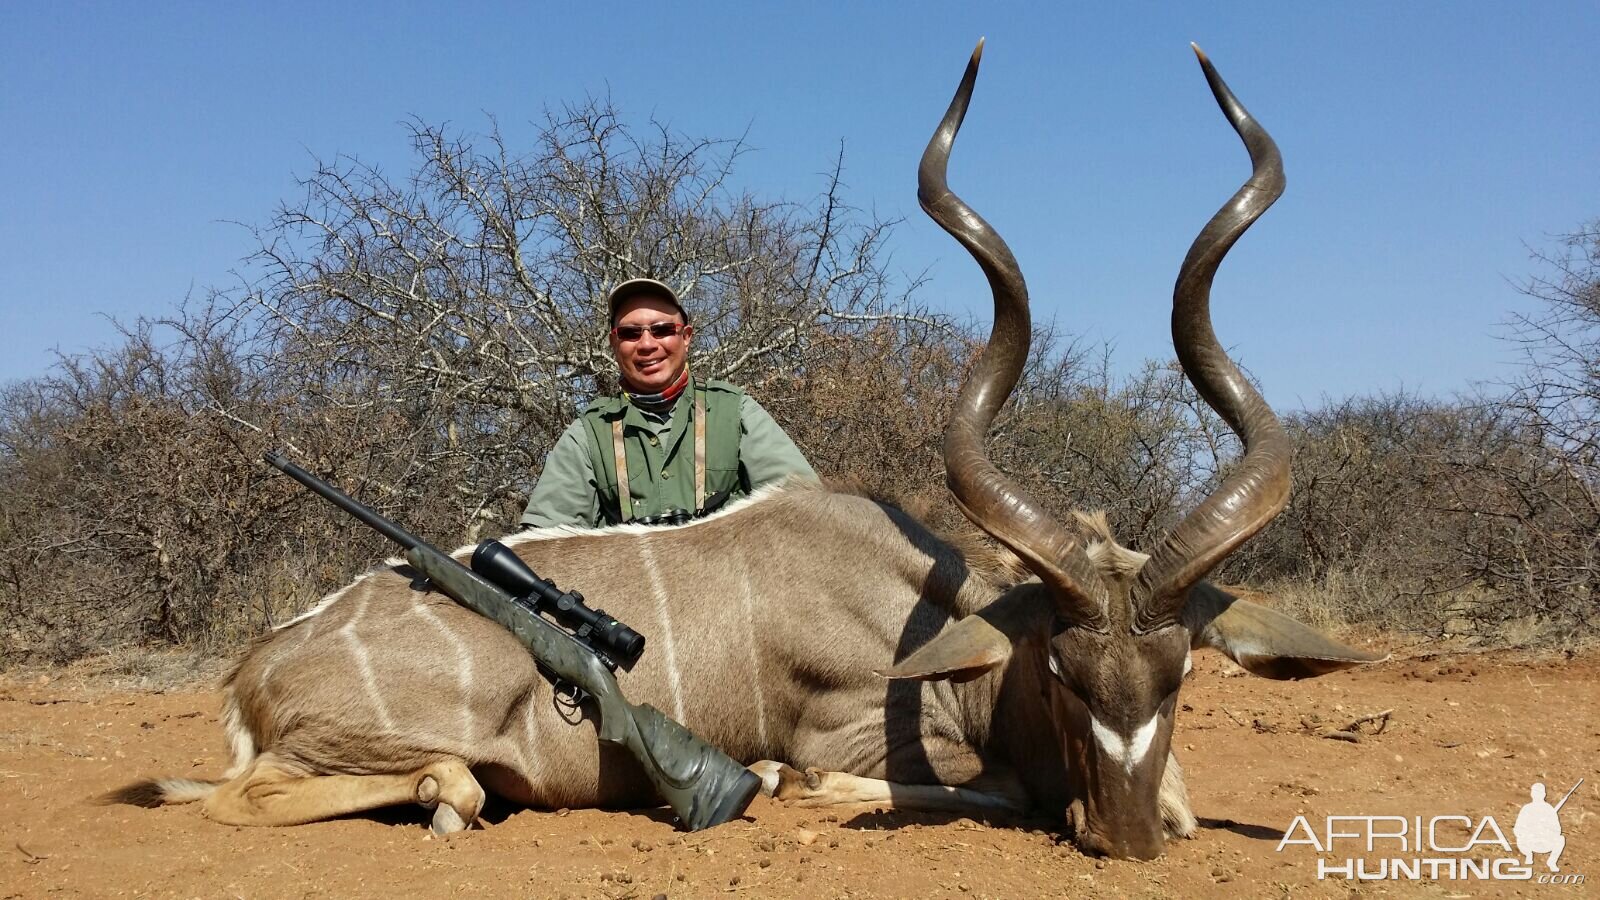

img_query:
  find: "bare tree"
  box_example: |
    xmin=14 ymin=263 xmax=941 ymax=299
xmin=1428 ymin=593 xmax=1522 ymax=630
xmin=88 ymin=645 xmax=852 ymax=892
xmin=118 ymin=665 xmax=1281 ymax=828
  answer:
xmin=237 ymin=99 xmax=928 ymax=539
xmin=1506 ymin=222 xmax=1599 ymax=493
xmin=1226 ymin=389 xmax=1596 ymax=642
xmin=994 ymin=344 xmax=1234 ymax=555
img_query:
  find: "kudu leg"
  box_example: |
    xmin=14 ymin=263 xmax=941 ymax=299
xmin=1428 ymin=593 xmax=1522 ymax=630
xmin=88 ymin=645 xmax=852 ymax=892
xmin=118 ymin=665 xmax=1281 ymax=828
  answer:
xmin=750 ymin=761 xmax=1022 ymax=815
xmin=202 ymin=754 xmax=486 ymax=834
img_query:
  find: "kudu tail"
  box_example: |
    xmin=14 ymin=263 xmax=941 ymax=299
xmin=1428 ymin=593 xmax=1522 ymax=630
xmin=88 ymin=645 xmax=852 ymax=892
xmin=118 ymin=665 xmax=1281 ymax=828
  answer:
xmin=101 ymin=777 xmax=221 ymax=808
xmin=104 ymin=678 xmax=259 ymax=809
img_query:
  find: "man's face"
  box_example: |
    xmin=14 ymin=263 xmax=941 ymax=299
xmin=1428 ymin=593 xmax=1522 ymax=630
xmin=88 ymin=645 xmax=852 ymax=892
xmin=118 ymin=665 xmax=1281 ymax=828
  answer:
xmin=610 ymin=295 xmax=692 ymax=394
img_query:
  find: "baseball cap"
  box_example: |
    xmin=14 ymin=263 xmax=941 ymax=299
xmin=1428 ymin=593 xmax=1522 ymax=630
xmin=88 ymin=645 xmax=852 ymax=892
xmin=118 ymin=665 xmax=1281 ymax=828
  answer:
xmin=607 ymin=277 xmax=690 ymax=326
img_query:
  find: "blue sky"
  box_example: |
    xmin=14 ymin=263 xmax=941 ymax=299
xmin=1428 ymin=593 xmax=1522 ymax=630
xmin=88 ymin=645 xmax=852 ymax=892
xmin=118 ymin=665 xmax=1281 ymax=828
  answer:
xmin=3 ymin=2 xmax=1596 ymax=411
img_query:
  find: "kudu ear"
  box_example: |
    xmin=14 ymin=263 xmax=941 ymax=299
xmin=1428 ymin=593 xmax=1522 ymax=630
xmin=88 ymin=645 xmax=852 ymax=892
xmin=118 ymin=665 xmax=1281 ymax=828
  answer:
xmin=1182 ymin=582 xmax=1387 ymax=680
xmin=877 ymin=587 xmax=1052 ymax=683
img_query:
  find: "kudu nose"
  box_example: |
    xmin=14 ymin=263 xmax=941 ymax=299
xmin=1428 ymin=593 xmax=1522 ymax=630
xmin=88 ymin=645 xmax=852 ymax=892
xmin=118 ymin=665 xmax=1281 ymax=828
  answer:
xmin=1076 ymin=825 xmax=1165 ymax=861
xmin=1075 ymin=780 xmax=1169 ymax=860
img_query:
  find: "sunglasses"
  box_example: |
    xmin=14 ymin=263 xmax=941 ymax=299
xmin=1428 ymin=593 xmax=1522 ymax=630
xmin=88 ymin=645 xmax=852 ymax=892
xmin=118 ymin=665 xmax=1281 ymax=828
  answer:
xmin=611 ymin=322 xmax=688 ymax=341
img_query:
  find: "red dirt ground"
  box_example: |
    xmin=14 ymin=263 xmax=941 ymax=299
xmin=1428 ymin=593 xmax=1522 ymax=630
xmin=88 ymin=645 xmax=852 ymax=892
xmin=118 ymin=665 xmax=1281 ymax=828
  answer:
xmin=2 ymin=649 xmax=1595 ymax=899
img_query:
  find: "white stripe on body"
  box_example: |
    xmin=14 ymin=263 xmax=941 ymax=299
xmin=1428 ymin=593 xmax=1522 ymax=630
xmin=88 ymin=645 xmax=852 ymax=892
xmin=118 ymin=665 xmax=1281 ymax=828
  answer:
xmin=258 ymin=581 xmax=346 ymax=687
xmin=1089 ymin=712 xmax=1159 ymax=775
xmin=736 ymin=561 xmax=769 ymax=747
xmin=409 ymin=599 xmax=478 ymax=740
xmin=637 ymin=539 xmax=687 ymax=725
xmin=518 ymin=687 xmax=543 ymax=775
xmin=340 ymin=595 xmax=396 ymax=731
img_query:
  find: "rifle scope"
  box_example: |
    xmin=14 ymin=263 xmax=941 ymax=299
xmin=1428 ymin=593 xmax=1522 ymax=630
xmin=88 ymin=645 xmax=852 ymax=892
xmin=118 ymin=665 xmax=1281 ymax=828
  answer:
xmin=471 ymin=540 xmax=646 ymax=671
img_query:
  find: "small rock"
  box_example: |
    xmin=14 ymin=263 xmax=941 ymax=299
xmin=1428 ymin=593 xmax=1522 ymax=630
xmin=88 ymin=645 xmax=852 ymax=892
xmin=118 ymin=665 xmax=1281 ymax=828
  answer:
xmin=729 ymin=875 xmax=741 ymax=886
xmin=556 ymin=807 xmax=570 ymax=816
xmin=759 ymin=858 xmax=772 ymax=868
xmin=795 ymin=829 xmax=820 ymax=846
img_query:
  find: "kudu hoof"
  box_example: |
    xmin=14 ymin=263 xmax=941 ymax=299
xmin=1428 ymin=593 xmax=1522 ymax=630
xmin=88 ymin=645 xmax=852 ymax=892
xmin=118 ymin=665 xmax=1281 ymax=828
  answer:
xmin=430 ymin=802 xmax=470 ymax=835
xmin=414 ymin=760 xmax=485 ymax=835
xmin=754 ymin=762 xmax=837 ymax=805
xmin=748 ymin=760 xmax=786 ymax=797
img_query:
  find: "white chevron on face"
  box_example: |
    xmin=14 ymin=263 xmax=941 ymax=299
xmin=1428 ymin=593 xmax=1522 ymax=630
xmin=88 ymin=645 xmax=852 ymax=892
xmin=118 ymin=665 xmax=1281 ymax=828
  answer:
xmin=1089 ymin=712 xmax=1159 ymax=775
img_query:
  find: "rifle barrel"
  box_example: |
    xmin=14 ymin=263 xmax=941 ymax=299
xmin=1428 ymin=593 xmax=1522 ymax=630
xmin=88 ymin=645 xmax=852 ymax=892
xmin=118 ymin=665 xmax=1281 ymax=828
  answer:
xmin=264 ymin=450 xmax=423 ymax=551
xmin=1554 ymin=778 xmax=1583 ymax=813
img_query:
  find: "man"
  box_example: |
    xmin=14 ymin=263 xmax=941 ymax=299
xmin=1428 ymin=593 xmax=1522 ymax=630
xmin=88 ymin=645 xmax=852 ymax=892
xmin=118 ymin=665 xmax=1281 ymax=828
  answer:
xmin=1513 ymin=782 xmax=1568 ymax=872
xmin=521 ymin=278 xmax=817 ymax=529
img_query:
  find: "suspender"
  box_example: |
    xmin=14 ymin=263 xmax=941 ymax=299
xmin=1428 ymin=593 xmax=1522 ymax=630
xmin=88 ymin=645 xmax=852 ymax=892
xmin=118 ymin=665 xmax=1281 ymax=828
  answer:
xmin=611 ymin=418 xmax=633 ymax=522
xmin=693 ymin=388 xmax=707 ymax=512
xmin=610 ymin=387 xmax=707 ymax=523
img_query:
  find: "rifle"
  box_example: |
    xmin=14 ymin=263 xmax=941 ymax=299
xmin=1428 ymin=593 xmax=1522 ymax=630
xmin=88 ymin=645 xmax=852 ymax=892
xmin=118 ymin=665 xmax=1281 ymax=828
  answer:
xmin=1554 ymin=778 xmax=1583 ymax=813
xmin=264 ymin=450 xmax=760 ymax=831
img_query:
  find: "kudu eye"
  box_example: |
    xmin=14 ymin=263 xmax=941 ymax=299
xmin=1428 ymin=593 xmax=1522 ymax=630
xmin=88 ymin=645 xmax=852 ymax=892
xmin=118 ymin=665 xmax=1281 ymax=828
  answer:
xmin=1047 ymin=653 xmax=1064 ymax=681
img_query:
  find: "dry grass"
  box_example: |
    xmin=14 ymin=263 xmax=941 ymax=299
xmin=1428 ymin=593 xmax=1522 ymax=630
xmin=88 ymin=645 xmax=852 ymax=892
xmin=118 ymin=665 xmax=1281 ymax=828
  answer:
xmin=1 ymin=647 xmax=229 ymax=692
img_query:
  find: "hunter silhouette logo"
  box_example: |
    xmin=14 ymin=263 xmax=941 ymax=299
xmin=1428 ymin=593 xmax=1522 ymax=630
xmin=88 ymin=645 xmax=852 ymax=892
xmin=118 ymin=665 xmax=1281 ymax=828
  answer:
xmin=1516 ymin=779 xmax=1581 ymax=873
xmin=1277 ymin=778 xmax=1586 ymax=884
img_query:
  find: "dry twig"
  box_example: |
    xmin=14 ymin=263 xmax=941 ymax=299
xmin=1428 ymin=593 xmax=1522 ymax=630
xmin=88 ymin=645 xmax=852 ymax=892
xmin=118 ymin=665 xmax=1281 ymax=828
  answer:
xmin=1318 ymin=708 xmax=1394 ymax=743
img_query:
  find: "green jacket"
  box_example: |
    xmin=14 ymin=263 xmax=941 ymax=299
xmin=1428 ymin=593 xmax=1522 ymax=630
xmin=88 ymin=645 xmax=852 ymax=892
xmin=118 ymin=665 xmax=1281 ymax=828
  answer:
xmin=521 ymin=379 xmax=817 ymax=529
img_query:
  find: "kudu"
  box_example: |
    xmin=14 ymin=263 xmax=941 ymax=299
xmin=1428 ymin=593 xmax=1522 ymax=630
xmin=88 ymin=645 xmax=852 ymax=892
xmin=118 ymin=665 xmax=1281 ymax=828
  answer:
xmin=111 ymin=43 xmax=1383 ymax=860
